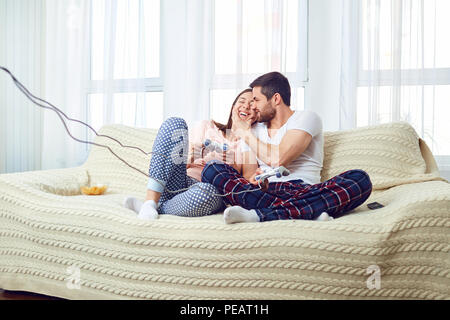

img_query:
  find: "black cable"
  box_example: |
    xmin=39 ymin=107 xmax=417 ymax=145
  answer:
xmin=0 ymin=65 xmax=262 ymax=197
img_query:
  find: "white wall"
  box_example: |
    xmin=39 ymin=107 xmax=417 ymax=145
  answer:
xmin=436 ymin=157 xmax=450 ymax=181
xmin=307 ymin=0 xmax=343 ymax=132
xmin=441 ymin=171 xmax=450 ymax=182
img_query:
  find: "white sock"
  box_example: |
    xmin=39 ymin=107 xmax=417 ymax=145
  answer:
xmin=137 ymin=200 xmax=159 ymax=220
xmin=224 ymin=206 xmax=260 ymax=224
xmin=123 ymin=196 xmax=144 ymax=213
xmin=315 ymin=212 xmax=334 ymax=221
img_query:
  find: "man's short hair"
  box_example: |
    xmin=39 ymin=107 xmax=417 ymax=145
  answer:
xmin=249 ymin=71 xmax=291 ymax=106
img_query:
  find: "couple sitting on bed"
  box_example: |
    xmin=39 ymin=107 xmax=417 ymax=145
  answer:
xmin=123 ymin=72 xmax=372 ymax=224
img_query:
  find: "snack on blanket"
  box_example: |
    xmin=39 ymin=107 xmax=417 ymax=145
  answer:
xmin=80 ymin=185 xmax=107 ymax=195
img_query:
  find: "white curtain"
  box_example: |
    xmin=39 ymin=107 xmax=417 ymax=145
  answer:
xmin=42 ymin=0 xmax=91 ymax=170
xmin=161 ymin=0 xmax=213 ymax=127
xmin=88 ymin=0 xmax=163 ymax=132
xmin=1 ymin=0 xmax=307 ymax=173
xmin=0 ymin=0 xmax=91 ymax=173
xmin=206 ymin=0 xmax=307 ymax=126
xmin=43 ymin=0 xmax=162 ymax=170
xmin=340 ymin=0 xmax=450 ymax=169
xmin=1 ymin=0 xmax=158 ymax=172
xmin=0 ymin=0 xmax=44 ymax=174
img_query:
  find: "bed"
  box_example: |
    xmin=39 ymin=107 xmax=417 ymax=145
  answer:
xmin=0 ymin=121 xmax=449 ymax=299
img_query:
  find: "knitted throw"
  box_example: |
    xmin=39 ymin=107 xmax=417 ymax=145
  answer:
xmin=0 ymin=121 xmax=449 ymax=299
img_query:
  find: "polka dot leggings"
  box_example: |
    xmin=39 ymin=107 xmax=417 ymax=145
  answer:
xmin=148 ymin=117 xmax=224 ymax=217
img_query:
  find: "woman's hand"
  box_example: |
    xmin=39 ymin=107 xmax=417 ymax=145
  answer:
xmin=190 ymin=145 xmax=237 ymax=168
xmin=202 ymin=150 xmax=227 ymax=163
xmin=193 ymin=158 xmax=206 ymax=166
xmin=231 ymin=107 xmax=252 ymax=138
xmin=190 ymin=142 xmax=205 ymax=160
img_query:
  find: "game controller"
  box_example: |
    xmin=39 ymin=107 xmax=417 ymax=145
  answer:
xmin=255 ymin=166 xmax=290 ymax=183
xmin=203 ymin=139 xmax=229 ymax=152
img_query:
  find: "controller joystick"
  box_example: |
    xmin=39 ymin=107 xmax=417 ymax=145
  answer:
xmin=203 ymin=139 xmax=229 ymax=152
xmin=255 ymin=166 xmax=290 ymax=183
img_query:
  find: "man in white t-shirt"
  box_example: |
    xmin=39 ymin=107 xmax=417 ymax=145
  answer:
xmin=201 ymin=72 xmax=372 ymax=224
xmin=240 ymin=108 xmax=323 ymax=185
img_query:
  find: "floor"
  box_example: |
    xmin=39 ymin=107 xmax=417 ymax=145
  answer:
xmin=0 ymin=289 xmax=62 ymax=300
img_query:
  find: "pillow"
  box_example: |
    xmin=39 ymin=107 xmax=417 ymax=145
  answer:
xmin=82 ymin=124 xmax=157 ymax=195
xmin=321 ymin=122 xmax=442 ymax=190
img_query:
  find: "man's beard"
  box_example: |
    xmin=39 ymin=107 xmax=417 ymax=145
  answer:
xmin=257 ymin=101 xmax=276 ymax=123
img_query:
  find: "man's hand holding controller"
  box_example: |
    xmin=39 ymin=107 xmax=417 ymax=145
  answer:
xmin=248 ymin=166 xmax=290 ymax=191
xmin=256 ymin=166 xmax=291 ymax=182
xmin=248 ymin=168 xmax=268 ymax=191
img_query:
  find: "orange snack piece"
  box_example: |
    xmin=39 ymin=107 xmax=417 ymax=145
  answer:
xmin=80 ymin=185 xmax=107 ymax=195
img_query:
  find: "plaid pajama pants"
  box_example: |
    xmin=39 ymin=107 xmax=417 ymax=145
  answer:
xmin=201 ymin=160 xmax=372 ymax=221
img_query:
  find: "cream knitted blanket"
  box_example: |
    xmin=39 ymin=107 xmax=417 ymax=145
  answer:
xmin=0 ymin=122 xmax=449 ymax=299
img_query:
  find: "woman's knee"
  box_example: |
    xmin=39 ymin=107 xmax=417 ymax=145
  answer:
xmin=154 ymin=117 xmax=189 ymax=155
xmin=160 ymin=117 xmax=188 ymax=132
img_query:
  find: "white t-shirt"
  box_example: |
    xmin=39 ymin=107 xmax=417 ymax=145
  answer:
xmin=241 ymin=110 xmax=324 ymax=184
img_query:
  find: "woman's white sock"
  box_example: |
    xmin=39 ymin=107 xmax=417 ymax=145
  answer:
xmin=224 ymin=206 xmax=260 ymax=224
xmin=123 ymin=196 xmax=144 ymax=213
xmin=137 ymin=200 xmax=159 ymax=220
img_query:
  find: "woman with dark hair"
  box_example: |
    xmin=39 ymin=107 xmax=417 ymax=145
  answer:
xmin=123 ymin=89 xmax=259 ymax=219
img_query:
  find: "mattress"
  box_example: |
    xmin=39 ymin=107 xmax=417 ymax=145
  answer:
xmin=0 ymin=121 xmax=449 ymax=299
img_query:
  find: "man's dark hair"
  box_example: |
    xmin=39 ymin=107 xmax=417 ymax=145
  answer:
xmin=249 ymin=71 xmax=291 ymax=106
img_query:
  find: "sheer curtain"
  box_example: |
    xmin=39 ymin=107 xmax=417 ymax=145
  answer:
xmin=42 ymin=0 xmax=91 ymax=170
xmin=207 ymin=0 xmax=308 ymax=126
xmin=0 ymin=0 xmax=44 ymax=174
xmin=0 ymin=0 xmax=92 ymax=173
xmin=161 ymin=0 xmax=213 ymax=127
xmin=1 ymin=0 xmax=308 ymax=173
xmin=340 ymin=0 xmax=450 ymax=176
xmin=1 ymin=0 xmax=161 ymax=172
xmin=44 ymin=0 xmax=162 ymax=170
xmin=88 ymin=0 xmax=163 ymax=133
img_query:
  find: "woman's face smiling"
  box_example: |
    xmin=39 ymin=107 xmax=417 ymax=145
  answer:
xmin=234 ymin=92 xmax=256 ymax=122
